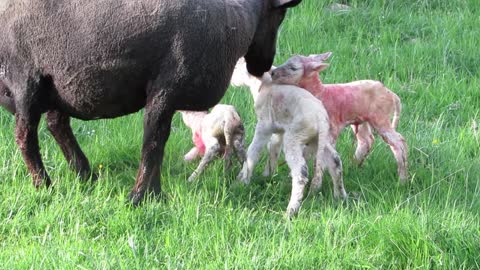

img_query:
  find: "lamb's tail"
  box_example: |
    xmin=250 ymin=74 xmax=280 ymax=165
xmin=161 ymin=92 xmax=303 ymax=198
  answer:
xmin=224 ymin=113 xmax=243 ymax=152
xmin=391 ymin=92 xmax=402 ymax=129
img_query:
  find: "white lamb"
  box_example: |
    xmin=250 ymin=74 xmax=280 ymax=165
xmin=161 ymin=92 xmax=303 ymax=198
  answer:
xmin=180 ymin=104 xmax=246 ymax=182
xmin=231 ymin=58 xmax=282 ymax=177
xmin=237 ymin=73 xmax=347 ymax=217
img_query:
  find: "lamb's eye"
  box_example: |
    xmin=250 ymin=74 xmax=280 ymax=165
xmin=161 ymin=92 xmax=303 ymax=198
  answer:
xmin=289 ymin=66 xmax=299 ymax=71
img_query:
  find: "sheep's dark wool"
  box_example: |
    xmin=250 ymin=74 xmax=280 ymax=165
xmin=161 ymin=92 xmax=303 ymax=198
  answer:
xmin=0 ymin=0 xmax=301 ymax=204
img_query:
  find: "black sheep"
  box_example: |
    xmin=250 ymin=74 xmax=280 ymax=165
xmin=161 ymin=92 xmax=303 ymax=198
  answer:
xmin=0 ymin=0 xmax=302 ymax=204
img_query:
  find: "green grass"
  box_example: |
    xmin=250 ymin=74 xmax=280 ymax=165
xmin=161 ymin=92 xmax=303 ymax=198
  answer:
xmin=1 ymin=0 xmax=479 ymax=268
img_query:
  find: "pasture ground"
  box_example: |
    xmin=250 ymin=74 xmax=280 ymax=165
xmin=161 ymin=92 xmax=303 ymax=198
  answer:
xmin=0 ymin=0 xmax=479 ymax=268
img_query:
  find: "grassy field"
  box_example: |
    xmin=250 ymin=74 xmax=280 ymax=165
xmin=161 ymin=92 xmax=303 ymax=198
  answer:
xmin=1 ymin=0 xmax=479 ymax=268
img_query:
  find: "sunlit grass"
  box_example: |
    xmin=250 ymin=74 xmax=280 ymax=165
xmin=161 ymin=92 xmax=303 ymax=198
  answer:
xmin=0 ymin=0 xmax=479 ymax=268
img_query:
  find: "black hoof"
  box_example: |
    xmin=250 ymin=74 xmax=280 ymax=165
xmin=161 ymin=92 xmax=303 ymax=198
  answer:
xmin=128 ymin=190 xmax=145 ymax=207
xmin=34 ymin=177 xmax=52 ymax=189
xmin=89 ymin=172 xmax=99 ymax=182
xmin=128 ymin=188 xmax=162 ymax=207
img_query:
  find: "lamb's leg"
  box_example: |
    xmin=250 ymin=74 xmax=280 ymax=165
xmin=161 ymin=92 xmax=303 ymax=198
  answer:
xmin=377 ymin=127 xmax=408 ymax=183
xmin=129 ymin=92 xmax=174 ymax=205
xmin=188 ymin=139 xmax=221 ymax=182
xmin=323 ymin=144 xmax=347 ymax=199
xmin=14 ymin=75 xmax=51 ymax=187
xmin=223 ymin=146 xmax=234 ymax=172
xmin=329 ymin=124 xmax=342 ymax=145
xmin=184 ymin=147 xmax=200 ymax=161
xmin=283 ymin=138 xmax=309 ymax=217
xmin=224 ymin=121 xmax=241 ymax=171
xmin=262 ymin=133 xmax=283 ymax=176
xmin=233 ymin=132 xmax=246 ymax=166
xmin=237 ymin=124 xmax=272 ymax=184
xmin=353 ymin=123 xmax=375 ymax=166
xmin=309 ymin=144 xmax=325 ymax=196
xmin=46 ymin=110 xmax=92 ymax=180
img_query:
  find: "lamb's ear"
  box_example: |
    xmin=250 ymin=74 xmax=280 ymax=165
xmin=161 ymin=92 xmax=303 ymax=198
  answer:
xmin=305 ymin=62 xmax=329 ymax=76
xmin=272 ymin=0 xmax=302 ymax=9
xmin=308 ymin=52 xmax=332 ymax=62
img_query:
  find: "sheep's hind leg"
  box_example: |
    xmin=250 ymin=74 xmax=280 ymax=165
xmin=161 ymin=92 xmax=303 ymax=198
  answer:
xmin=46 ymin=110 xmax=92 ymax=180
xmin=14 ymin=75 xmax=51 ymax=188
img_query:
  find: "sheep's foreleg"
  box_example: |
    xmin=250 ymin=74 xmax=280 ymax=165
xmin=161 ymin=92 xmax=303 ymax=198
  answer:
xmin=129 ymin=91 xmax=174 ymax=206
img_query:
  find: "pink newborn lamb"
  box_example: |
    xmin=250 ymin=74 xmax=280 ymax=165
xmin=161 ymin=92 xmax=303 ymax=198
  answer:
xmin=180 ymin=104 xmax=246 ymax=182
xmin=271 ymin=52 xmax=408 ymax=182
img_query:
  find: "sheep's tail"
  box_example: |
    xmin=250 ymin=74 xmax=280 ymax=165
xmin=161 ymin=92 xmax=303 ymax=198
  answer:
xmin=391 ymin=92 xmax=402 ymax=129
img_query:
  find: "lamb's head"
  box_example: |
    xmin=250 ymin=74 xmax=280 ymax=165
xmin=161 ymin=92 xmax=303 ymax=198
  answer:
xmin=244 ymin=0 xmax=302 ymax=77
xmin=271 ymin=52 xmax=332 ymax=85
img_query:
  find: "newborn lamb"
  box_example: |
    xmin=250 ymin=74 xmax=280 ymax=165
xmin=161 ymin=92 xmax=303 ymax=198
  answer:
xmin=237 ymin=74 xmax=347 ymax=217
xmin=271 ymin=52 xmax=408 ymax=182
xmin=180 ymin=104 xmax=246 ymax=182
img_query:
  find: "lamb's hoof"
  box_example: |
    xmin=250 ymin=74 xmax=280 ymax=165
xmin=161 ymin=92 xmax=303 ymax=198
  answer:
xmin=285 ymin=207 xmax=299 ymax=219
xmin=187 ymin=175 xmax=196 ymax=182
xmin=334 ymin=189 xmax=348 ymax=200
xmin=349 ymin=191 xmax=361 ymax=201
xmin=399 ymin=175 xmax=409 ymax=184
xmin=352 ymin=156 xmax=365 ymax=167
xmin=236 ymin=173 xmax=250 ymax=184
xmin=307 ymin=188 xmax=322 ymax=198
